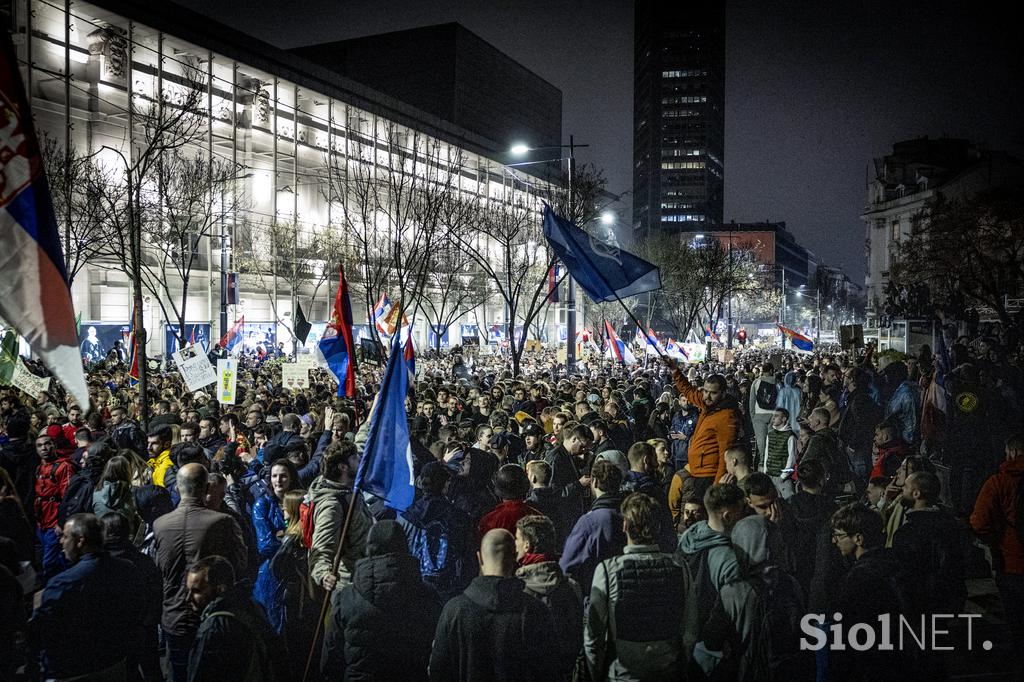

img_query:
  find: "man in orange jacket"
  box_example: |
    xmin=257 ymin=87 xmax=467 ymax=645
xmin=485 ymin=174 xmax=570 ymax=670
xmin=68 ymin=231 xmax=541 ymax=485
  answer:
xmin=664 ymin=358 xmax=742 ymax=508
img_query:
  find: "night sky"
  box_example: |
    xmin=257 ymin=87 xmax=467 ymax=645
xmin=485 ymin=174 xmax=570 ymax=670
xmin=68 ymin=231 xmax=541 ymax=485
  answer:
xmin=178 ymin=0 xmax=1023 ymax=282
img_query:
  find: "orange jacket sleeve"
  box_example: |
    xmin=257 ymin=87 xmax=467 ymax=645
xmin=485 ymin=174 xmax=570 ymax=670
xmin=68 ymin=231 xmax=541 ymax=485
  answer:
xmin=670 ymin=370 xmax=706 ymax=410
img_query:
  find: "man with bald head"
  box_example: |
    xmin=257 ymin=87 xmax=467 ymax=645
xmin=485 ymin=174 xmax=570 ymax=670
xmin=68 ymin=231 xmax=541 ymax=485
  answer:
xmin=153 ymin=463 xmax=247 ymax=682
xmin=429 ymin=529 xmax=562 ymax=680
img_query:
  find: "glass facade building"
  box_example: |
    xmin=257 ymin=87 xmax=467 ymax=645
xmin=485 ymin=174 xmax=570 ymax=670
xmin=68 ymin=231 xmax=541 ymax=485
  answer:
xmin=6 ymin=0 xmax=561 ymax=355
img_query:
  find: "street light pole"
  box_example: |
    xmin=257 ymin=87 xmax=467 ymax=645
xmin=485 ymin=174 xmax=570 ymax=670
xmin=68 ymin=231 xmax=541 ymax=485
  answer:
xmin=567 ymin=135 xmax=577 ymax=375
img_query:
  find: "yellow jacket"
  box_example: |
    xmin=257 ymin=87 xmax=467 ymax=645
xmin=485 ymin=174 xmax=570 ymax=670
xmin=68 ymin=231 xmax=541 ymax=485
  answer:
xmin=149 ymin=449 xmax=173 ymax=487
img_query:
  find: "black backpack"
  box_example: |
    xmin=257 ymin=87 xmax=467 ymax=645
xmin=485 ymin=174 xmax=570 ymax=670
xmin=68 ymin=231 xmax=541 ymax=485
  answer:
xmin=747 ymin=570 xmax=813 ymax=681
xmin=755 ymin=380 xmax=779 ymax=411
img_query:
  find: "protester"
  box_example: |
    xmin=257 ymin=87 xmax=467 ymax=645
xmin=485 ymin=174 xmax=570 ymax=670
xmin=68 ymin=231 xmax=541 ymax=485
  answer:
xmin=429 ymin=528 xmax=560 ymax=680
xmin=585 ymin=492 xmax=688 ymax=680
xmin=322 ymin=520 xmax=442 ymax=681
xmin=30 ymin=513 xmax=143 ymax=680
xmin=560 ymin=459 xmax=626 ymax=599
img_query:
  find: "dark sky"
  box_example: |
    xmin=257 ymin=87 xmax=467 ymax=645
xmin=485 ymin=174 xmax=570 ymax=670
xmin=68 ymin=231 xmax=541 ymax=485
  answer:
xmin=177 ymin=0 xmax=1023 ymax=281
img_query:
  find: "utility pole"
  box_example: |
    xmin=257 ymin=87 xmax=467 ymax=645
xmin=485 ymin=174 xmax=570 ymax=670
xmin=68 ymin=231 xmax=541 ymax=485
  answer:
xmin=566 ymin=135 xmax=577 ymax=375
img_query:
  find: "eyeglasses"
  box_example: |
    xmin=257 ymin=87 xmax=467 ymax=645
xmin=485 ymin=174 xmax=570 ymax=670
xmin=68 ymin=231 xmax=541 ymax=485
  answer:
xmin=831 ymin=531 xmax=850 ymax=541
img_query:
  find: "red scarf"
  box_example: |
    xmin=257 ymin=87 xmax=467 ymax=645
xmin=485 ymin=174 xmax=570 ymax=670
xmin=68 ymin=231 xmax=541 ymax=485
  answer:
xmin=518 ymin=553 xmax=551 ymax=567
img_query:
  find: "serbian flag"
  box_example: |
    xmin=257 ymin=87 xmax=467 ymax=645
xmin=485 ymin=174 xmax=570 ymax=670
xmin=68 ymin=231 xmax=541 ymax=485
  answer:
xmin=604 ymin=320 xmax=637 ymax=365
xmin=665 ymin=338 xmax=689 ymax=362
xmin=219 ymin=316 xmax=245 ymax=352
xmin=704 ymin=324 xmax=720 ymax=343
xmin=371 ymin=294 xmax=393 ymax=335
xmin=637 ymin=327 xmax=665 ymax=356
xmin=0 ymin=33 xmax=88 ymax=409
xmin=547 ymin=264 xmax=561 ymax=303
xmin=381 ymin=301 xmax=409 ymax=337
xmin=318 ymin=264 xmax=358 ymax=397
xmin=403 ymin=331 xmax=416 ymax=380
xmin=922 ymin=324 xmax=951 ymax=446
xmin=777 ymin=323 xmax=814 ymax=352
xmin=126 ymin=304 xmax=140 ymax=385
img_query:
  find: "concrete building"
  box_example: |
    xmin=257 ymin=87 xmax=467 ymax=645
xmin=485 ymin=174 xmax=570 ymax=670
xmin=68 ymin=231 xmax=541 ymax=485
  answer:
xmin=633 ymin=0 xmax=725 ymax=238
xmin=703 ymin=221 xmax=811 ymax=288
xmin=861 ymin=137 xmax=1024 ymax=333
xmin=10 ymin=0 xmax=566 ymax=359
xmin=290 ymin=23 xmax=562 ymax=161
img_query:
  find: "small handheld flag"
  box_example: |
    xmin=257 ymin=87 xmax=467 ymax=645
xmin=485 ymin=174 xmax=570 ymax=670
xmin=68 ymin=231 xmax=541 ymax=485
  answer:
xmin=604 ymin=320 xmax=637 ymax=365
xmin=219 ymin=316 xmax=245 ymax=352
xmin=355 ymin=335 xmax=415 ymax=511
xmin=294 ymin=302 xmax=312 ymax=346
xmin=777 ymin=324 xmax=814 ymax=352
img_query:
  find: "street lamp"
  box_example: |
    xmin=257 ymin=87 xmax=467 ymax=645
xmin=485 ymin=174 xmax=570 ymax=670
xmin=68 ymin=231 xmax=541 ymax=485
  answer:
xmin=600 ymin=211 xmax=615 ymax=226
xmin=508 ymin=137 xmax=590 ymax=374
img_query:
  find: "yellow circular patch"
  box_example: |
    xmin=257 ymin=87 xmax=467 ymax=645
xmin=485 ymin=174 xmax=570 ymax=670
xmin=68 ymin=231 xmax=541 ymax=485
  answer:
xmin=956 ymin=392 xmax=978 ymax=413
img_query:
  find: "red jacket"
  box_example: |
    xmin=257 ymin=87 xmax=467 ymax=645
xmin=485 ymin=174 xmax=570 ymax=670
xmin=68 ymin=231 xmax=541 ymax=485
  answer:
xmin=870 ymin=440 xmax=909 ymax=480
xmin=34 ymin=457 xmax=75 ymax=530
xmin=971 ymin=456 xmax=1024 ymax=575
xmin=478 ymin=500 xmax=541 ymax=539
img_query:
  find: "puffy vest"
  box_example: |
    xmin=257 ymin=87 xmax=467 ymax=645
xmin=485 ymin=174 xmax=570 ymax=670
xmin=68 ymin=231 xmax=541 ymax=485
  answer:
xmin=764 ymin=428 xmax=794 ymax=477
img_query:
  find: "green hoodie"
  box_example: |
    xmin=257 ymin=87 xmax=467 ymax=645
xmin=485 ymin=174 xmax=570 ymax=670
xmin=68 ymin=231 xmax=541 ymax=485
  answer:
xmin=678 ymin=520 xmax=740 ymax=590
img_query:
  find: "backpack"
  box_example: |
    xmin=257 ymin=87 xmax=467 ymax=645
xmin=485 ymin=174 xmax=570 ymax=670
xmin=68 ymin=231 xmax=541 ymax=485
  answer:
xmin=678 ymin=546 xmax=717 ymax=631
xmin=746 ymin=570 xmax=812 ymax=681
xmin=411 ymin=516 xmax=452 ymax=588
xmin=203 ymin=610 xmax=285 ymax=682
xmin=299 ymin=496 xmax=316 ymax=550
xmin=755 ymin=380 xmax=779 ymax=411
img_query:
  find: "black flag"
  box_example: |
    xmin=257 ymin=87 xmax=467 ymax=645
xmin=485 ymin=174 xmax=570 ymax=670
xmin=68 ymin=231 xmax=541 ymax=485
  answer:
xmin=294 ymin=302 xmax=312 ymax=346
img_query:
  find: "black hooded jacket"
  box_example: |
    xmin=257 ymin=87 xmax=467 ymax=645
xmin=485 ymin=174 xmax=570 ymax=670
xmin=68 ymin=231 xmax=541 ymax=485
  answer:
xmin=322 ymin=552 xmax=442 ymax=681
xmin=428 ymin=575 xmax=560 ymax=682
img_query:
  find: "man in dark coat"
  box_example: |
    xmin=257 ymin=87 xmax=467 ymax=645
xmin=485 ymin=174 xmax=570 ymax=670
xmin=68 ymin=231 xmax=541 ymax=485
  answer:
xmin=154 ymin=464 xmax=247 ymax=682
xmin=321 ymin=520 xmax=442 ymax=681
xmin=101 ymin=511 xmax=163 ymax=681
xmin=429 ymin=529 xmax=560 ymax=681
xmin=29 ymin=513 xmax=144 ymax=679
xmin=186 ymin=555 xmax=286 ymax=682
xmin=559 ymin=460 xmax=626 ymax=599
xmin=0 ymin=410 xmax=36 ymax=523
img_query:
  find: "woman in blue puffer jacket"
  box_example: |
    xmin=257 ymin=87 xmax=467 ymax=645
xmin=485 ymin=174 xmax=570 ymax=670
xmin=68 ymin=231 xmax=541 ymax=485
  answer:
xmin=251 ymin=458 xmax=300 ymax=632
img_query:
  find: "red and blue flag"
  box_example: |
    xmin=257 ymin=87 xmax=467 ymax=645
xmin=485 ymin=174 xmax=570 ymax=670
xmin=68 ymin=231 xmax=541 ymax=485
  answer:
xmin=219 ymin=316 xmax=245 ymax=352
xmin=0 ymin=33 xmax=87 ymax=408
xmin=777 ymin=324 xmax=814 ymax=352
xmin=318 ymin=264 xmax=358 ymax=397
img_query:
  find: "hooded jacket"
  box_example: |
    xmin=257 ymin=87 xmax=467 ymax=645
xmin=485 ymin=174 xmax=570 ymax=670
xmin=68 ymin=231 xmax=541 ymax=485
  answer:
xmin=669 ymin=371 xmax=742 ymax=480
xmin=307 ymin=475 xmax=372 ymax=590
xmin=323 ymin=552 xmax=442 ymax=681
xmin=517 ymin=559 xmax=583 ymax=679
xmin=971 ymin=456 xmax=1024 ymax=575
xmin=92 ymin=480 xmax=142 ymax=540
xmin=429 ymin=575 xmax=560 ymax=682
xmin=774 ymin=372 xmax=802 ymax=434
xmin=677 ymin=520 xmax=741 ymax=593
xmin=188 ymin=585 xmax=287 ymax=682
xmin=560 ymin=493 xmax=627 ymax=597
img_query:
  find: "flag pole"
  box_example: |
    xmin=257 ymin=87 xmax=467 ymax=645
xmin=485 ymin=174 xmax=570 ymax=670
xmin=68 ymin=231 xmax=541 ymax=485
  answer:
xmin=609 ymin=293 xmax=668 ymax=360
xmin=301 ymin=486 xmax=361 ymax=682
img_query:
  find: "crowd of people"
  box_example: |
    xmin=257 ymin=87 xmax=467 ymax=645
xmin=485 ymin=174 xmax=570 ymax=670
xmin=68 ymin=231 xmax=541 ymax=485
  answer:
xmin=1 ymin=323 xmax=1023 ymax=681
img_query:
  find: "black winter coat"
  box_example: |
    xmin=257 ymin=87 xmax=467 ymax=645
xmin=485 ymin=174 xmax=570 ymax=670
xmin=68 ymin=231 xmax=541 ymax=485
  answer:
xmin=429 ymin=575 xmax=559 ymax=682
xmin=322 ymin=553 xmax=441 ymax=682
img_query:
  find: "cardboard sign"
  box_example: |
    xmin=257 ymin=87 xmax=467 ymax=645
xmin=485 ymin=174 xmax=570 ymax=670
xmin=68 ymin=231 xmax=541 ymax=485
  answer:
xmin=217 ymin=359 xmax=237 ymax=405
xmin=282 ymin=361 xmax=310 ymax=390
xmin=681 ymin=343 xmax=707 ymax=363
xmin=173 ymin=345 xmax=217 ymax=392
xmin=11 ymin=358 xmax=50 ymax=399
xmin=525 ymin=339 xmax=543 ymax=353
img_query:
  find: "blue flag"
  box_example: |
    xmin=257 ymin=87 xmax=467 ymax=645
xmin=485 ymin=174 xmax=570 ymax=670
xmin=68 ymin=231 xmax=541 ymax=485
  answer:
xmin=542 ymin=204 xmax=661 ymax=303
xmin=355 ymin=336 xmax=415 ymax=511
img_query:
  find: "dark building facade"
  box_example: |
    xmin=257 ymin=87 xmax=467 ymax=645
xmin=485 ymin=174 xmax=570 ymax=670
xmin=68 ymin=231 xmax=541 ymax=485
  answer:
xmin=633 ymin=0 xmax=725 ymax=238
xmin=705 ymin=221 xmax=810 ymax=288
xmin=291 ymin=23 xmax=562 ymax=156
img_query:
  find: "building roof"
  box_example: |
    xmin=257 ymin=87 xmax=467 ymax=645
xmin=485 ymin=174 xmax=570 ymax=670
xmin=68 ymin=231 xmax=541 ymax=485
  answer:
xmin=83 ymin=0 xmax=529 ymax=167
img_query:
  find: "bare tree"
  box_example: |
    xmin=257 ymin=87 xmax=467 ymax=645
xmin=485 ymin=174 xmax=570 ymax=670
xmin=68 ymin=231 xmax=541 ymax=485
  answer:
xmin=39 ymin=133 xmax=109 ymax=287
xmin=89 ymin=58 xmax=209 ymax=426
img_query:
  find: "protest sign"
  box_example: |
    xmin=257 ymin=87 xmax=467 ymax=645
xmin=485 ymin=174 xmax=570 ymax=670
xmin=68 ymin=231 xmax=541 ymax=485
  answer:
xmin=282 ymin=361 xmax=310 ymax=390
xmin=217 ymin=359 xmax=237 ymax=405
xmin=11 ymin=358 xmax=50 ymax=398
xmin=173 ymin=345 xmax=217 ymax=392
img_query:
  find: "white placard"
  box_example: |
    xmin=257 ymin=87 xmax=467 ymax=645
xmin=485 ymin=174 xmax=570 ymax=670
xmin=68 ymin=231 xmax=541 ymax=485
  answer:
xmin=11 ymin=358 xmax=51 ymax=399
xmin=217 ymin=359 xmax=237 ymax=405
xmin=173 ymin=345 xmax=217 ymax=392
xmin=282 ymin=362 xmax=310 ymax=390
